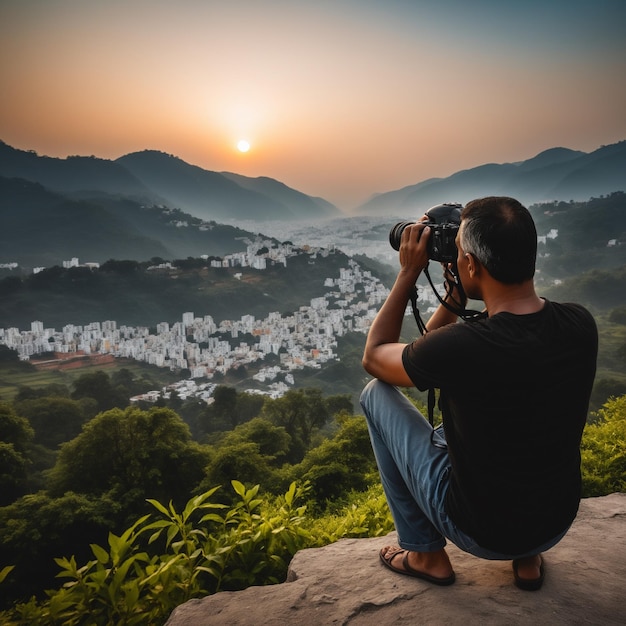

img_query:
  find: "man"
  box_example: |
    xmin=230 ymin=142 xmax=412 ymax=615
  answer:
xmin=360 ymin=196 xmax=597 ymax=590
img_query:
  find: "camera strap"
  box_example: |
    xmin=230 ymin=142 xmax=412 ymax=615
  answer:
xmin=408 ymin=283 xmax=438 ymax=428
xmin=423 ymin=264 xmax=487 ymax=322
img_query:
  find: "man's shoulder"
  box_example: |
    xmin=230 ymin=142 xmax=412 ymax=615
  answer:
xmin=546 ymin=300 xmax=597 ymax=326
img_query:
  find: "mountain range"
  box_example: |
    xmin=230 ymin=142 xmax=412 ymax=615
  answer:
xmin=1 ymin=139 xmax=625 ymax=268
xmin=0 ymin=141 xmax=339 ymax=223
xmin=357 ymin=140 xmax=626 ymax=216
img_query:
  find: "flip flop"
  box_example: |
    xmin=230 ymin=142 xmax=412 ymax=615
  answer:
xmin=379 ymin=546 xmax=456 ymax=586
xmin=513 ymin=555 xmax=545 ymax=591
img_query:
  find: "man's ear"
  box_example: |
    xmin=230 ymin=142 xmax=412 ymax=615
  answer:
xmin=466 ymin=252 xmax=479 ymax=277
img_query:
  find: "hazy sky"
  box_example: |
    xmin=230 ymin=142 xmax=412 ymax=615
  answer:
xmin=1 ymin=0 xmax=625 ymax=209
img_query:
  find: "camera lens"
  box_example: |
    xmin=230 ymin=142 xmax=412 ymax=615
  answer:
xmin=388 ymin=221 xmax=414 ymax=251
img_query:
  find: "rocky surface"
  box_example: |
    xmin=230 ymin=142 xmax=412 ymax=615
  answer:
xmin=165 ymin=494 xmax=625 ymax=625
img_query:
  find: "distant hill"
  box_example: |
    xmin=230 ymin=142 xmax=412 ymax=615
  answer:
xmin=0 ymin=176 xmax=254 ymax=267
xmin=357 ymin=140 xmax=626 ymax=216
xmin=117 ymin=150 xmax=338 ymax=221
xmin=528 ymin=192 xmax=626 ymax=281
xmin=0 ymin=142 xmax=151 ymax=197
xmin=0 ymin=141 xmax=341 ymax=222
xmin=219 ymin=171 xmax=336 ymax=219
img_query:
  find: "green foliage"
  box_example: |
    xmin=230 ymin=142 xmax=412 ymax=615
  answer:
xmin=0 ymin=403 xmax=34 ymax=505
xmin=199 ymin=441 xmax=278 ymax=500
xmin=0 ymin=491 xmax=119 ymax=603
xmin=0 ymin=345 xmax=22 ymax=364
xmin=0 ymin=402 xmax=34 ymax=454
xmin=14 ymin=383 xmax=70 ymax=402
xmin=541 ymin=264 xmax=626 ymax=311
xmin=0 ymin=442 xmax=31 ymax=507
xmin=305 ymin=483 xmax=394 ymax=544
xmin=220 ymin=417 xmax=292 ymax=464
xmin=291 ymin=413 xmax=377 ymax=504
xmin=609 ymin=306 xmax=626 ymax=325
xmin=531 ymin=193 xmax=626 ymax=280
xmin=198 ymin=419 xmax=293 ymax=498
xmin=581 ymin=395 xmax=626 ymax=496
xmin=260 ymin=388 xmax=339 ymax=463
xmin=1 ymin=481 xmax=312 ymax=625
xmin=0 ymin=481 xmax=393 ymax=624
xmin=0 ymin=566 xmax=15 ymax=584
xmin=46 ymin=406 xmax=210 ymax=516
xmin=71 ymin=370 xmax=125 ymax=413
xmin=590 ymin=377 xmax=626 ymax=414
xmin=14 ymin=396 xmax=86 ymax=448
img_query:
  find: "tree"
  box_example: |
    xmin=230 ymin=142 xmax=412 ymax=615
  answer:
xmin=0 ymin=344 xmax=21 ymax=363
xmin=14 ymin=382 xmax=70 ymax=401
xmin=99 ymin=259 xmax=140 ymax=274
xmin=0 ymin=402 xmax=33 ymax=454
xmin=292 ymin=413 xmax=376 ymax=503
xmin=14 ymin=396 xmax=86 ymax=448
xmin=0 ymin=403 xmax=34 ymax=505
xmin=71 ymin=370 xmax=125 ymax=412
xmin=324 ymin=394 xmax=354 ymax=419
xmin=220 ymin=417 xmax=291 ymax=466
xmin=260 ymin=388 xmax=332 ymax=462
xmin=0 ymin=491 xmax=116 ymax=603
xmin=0 ymin=442 xmax=30 ymax=506
xmin=47 ymin=406 xmax=210 ymax=516
xmin=212 ymin=385 xmax=238 ymax=423
xmin=235 ymin=392 xmax=265 ymax=424
xmin=111 ymin=367 xmax=141 ymax=394
xmin=200 ymin=442 xmax=278 ymax=499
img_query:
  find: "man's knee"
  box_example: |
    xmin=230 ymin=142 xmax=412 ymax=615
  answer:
xmin=360 ymin=378 xmax=384 ymax=412
xmin=360 ymin=379 xmax=399 ymax=424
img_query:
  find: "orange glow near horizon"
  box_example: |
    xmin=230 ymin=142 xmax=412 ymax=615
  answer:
xmin=1 ymin=1 xmax=625 ymax=209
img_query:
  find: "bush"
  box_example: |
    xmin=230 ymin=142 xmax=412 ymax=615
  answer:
xmin=1 ymin=481 xmax=311 ymax=625
xmin=0 ymin=481 xmax=395 ymax=625
xmin=581 ymin=395 xmax=626 ymax=496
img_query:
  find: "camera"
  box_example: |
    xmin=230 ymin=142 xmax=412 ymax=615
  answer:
xmin=388 ymin=202 xmax=462 ymax=263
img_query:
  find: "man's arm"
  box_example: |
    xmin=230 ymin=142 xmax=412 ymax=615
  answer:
xmin=362 ymin=223 xmax=430 ymax=386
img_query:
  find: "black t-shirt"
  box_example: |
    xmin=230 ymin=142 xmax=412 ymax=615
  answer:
xmin=402 ymin=300 xmax=598 ymax=554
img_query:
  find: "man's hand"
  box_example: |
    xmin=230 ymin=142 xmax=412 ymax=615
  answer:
xmin=397 ymin=222 xmax=431 ymax=282
xmin=361 ymin=220 xmax=431 ymax=386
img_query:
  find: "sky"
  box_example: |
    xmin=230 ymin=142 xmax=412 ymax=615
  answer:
xmin=1 ymin=0 xmax=625 ymax=210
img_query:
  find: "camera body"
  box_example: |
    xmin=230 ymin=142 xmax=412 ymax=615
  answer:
xmin=388 ymin=202 xmax=462 ymax=263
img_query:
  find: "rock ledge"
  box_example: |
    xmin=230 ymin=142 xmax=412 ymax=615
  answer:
xmin=166 ymin=494 xmax=625 ymax=625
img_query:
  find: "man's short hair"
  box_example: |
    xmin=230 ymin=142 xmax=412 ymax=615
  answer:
xmin=460 ymin=196 xmax=537 ymax=284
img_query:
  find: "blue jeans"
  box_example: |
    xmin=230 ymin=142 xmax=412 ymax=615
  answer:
xmin=360 ymin=379 xmax=568 ymax=560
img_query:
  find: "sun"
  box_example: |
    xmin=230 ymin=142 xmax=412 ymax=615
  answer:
xmin=237 ymin=139 xmax=250 ymax=153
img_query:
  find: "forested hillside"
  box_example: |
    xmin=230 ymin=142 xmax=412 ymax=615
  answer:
xmin=0 ymin=249 xmax=359 ymax=329
xmin=531 ymin=192 xmax=626 ymax=280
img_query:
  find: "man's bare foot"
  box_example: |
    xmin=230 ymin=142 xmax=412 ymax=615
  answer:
xmin=379 ymin=546 xmax=455 ymax=585
xmin=512 ymin=554 xmax=544 ymax=591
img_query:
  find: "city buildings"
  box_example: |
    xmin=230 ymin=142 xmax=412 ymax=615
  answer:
xmin=1 ymin=246 xmax=441 ymax=401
